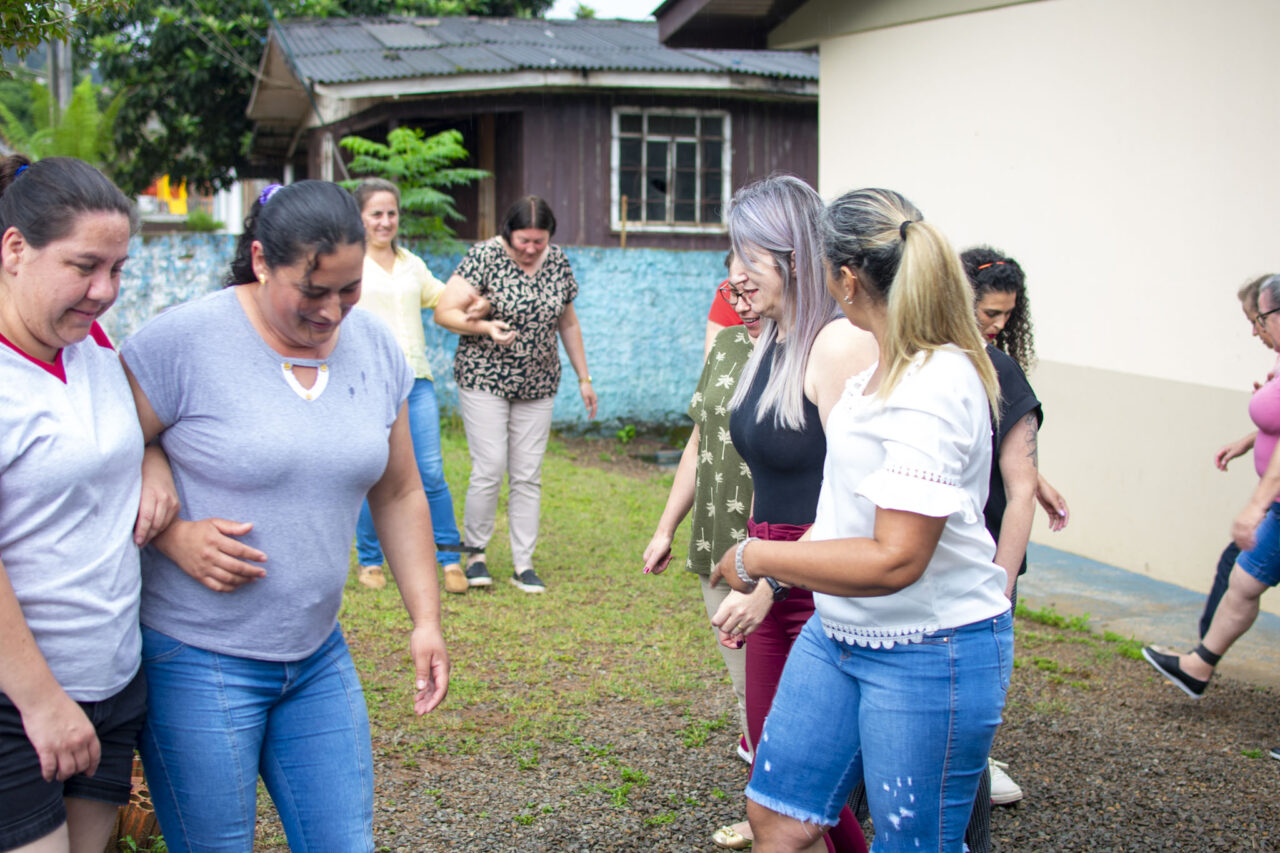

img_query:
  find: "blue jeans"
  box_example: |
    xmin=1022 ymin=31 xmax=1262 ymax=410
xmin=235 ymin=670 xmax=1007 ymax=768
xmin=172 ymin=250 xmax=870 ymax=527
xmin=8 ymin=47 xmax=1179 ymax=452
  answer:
xmin=747 ymin=610 xmax=1013 ymax=853
xmin=138 ymin=625 xmax=374 ymax=853
xmin=356 ymin=377 xmax=461 ymax=566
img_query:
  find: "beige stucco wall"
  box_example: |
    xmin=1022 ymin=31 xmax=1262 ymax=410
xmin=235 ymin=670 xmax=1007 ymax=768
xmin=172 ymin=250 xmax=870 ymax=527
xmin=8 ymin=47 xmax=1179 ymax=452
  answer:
xmin=811 ymin=0 xmax=1280 ymax=615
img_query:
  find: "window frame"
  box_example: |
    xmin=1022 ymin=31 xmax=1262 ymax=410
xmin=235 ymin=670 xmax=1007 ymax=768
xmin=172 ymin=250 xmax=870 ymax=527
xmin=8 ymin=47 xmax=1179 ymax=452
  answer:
xmin=610 ymin=107 xmax=731 ymax=235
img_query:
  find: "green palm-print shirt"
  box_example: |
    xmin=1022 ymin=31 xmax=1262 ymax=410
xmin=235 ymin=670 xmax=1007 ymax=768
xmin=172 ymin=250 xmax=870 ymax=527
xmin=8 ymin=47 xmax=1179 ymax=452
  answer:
xmin=685 ymin=325 xmax=753 ymax=575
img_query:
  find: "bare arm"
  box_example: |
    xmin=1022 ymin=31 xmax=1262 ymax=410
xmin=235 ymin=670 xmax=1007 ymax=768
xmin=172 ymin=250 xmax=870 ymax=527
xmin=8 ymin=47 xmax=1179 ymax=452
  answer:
xmin=642 ymin=425 xmax=699 ymax=574
xmin=434 ymin=275 xmax=514 ymax=344
xmin=804 ymin=320 xmax=879 ymax=428
xmin=558 ymin=303 xmax=597 ymax=419
xmin=1233 ymin=435 xmax=1280 ymax=550
xmin=1215 ymin=430 xmax=1258 ymax=471
xmin=0 ymin=559 xmax=99 ymax=781
xmin=994 ymin=412 xmax=1039 ymax=597
xmin=367 ymin=404 xmax=450 ymax=715
xmin=711 ymin=507 xmax=946 ymax=598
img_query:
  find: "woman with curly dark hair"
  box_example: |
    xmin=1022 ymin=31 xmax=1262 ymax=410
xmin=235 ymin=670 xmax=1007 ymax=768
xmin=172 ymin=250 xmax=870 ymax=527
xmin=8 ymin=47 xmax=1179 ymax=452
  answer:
xmin=956 ymin=246 xmax=1072 ymax=852
xmin=963 ymin=246 xmax=1036 ymax=369
xmin=963 ymin=246 xmax=1069 ymax=532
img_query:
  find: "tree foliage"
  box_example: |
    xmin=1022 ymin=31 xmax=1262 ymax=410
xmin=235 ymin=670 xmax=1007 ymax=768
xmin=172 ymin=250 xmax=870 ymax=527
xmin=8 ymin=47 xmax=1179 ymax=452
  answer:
xmin=73 ymin=0 xmax=553 ymax=195
xmin=0 ymin=76 xmax=122 ymax=170
xmin=0 ymin=0 xmax=123 ymax=57
xmin=339 ymin=127 xmax=489 ymax=245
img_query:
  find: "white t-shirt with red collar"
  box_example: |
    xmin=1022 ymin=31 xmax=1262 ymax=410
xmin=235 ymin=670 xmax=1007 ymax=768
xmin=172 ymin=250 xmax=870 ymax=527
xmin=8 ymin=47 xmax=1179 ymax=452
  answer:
xmin=0 ymin=323 xmax=144 ymax=701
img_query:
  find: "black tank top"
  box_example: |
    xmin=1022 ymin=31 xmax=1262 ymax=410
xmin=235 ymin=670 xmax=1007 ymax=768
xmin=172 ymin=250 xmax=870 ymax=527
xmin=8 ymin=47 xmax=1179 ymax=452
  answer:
xmin=729 ymin=339 xmax=826 ymax=525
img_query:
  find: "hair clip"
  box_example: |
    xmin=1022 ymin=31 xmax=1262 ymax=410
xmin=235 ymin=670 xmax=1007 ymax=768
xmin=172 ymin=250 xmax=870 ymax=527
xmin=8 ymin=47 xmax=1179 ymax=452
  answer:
xmin=258 ymin=183 xmax=284 ymax=206
xmin=975 ymin=261 xmax=1007 ymax=271
xmin=14 ymin=164 xmax=28 ymax=177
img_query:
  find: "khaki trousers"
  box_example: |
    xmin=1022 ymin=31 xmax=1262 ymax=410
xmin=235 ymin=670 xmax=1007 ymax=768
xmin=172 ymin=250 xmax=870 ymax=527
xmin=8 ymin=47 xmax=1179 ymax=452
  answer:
xmin=457 ymin=387 xmax=556 ymax=570
xmin=700 ymin=575 xmax=749 ymax=746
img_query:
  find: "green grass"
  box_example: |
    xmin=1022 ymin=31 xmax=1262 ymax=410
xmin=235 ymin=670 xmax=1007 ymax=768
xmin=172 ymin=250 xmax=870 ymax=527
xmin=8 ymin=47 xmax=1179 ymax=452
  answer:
xmin=339 ymin=423 xmax=715 ymax=767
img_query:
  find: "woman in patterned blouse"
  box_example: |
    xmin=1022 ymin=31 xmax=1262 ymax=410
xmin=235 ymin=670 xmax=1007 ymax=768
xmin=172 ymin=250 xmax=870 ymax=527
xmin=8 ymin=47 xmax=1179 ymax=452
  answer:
xmin=434 ymin=196 xmax=596 ymax=594
xmin=642 ymin=253 xmax=762 ymax=771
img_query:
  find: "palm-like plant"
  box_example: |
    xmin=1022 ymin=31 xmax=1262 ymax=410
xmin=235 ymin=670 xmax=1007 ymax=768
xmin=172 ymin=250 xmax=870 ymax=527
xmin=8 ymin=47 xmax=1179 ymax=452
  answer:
xmin=339 ymin=127 xmax=489 ymax=246
xmin=0 ymin=76 xmax=123 ymax=171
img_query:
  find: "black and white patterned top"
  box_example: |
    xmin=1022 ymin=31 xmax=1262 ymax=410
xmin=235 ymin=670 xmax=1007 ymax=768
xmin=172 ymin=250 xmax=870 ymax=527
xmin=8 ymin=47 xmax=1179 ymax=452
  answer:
xmin=451 ymin=238 xmax=578 ymax=400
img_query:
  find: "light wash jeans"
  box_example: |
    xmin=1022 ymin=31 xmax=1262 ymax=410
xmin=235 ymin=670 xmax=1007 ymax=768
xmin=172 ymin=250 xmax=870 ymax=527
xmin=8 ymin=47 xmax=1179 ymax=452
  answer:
xmin=138 ymin=625 xmax=374 ymax=853
xmin=356 ymin=377 xmax=461 ymax=567
xmin=747 ymin=609 xmax=1013 ymax=853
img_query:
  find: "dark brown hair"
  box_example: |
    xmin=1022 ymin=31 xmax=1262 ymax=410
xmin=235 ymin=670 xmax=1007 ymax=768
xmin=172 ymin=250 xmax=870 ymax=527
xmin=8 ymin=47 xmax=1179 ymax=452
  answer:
xmin=500 ymin=195 xmax=556 ymax=242
xmin=0 ymin=155 xmax=137 ymax=247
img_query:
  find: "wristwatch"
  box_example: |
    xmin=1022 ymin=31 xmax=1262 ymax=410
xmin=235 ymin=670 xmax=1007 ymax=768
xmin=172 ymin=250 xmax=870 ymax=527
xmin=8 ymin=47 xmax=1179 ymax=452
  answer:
xmin=763 ymin=576 xmax=790 ymax=602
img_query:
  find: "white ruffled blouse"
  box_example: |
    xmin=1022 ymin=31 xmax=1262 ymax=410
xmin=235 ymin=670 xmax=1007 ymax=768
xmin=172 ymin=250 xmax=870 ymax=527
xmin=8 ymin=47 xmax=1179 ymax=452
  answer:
xmin=812 ymin=346 xmax=1010 ymax=648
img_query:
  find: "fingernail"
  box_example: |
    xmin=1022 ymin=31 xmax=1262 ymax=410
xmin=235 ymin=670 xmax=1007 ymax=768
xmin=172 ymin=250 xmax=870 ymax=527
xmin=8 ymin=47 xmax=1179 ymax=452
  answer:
xmin=417 ymin=679 xmax=427 ymax=690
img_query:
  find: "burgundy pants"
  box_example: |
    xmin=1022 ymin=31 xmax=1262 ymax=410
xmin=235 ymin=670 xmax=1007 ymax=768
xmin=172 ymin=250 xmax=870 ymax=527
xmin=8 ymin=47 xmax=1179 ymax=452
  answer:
xmin=745 ymin=519 xmax=867 ymax=853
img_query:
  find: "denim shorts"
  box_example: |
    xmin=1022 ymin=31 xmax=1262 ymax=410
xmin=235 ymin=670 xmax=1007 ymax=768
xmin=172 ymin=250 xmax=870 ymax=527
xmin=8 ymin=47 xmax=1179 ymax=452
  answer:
xmin=1236 ymin=502 xmax=1280 ymax=586
xmin=746 ymin=609 xmax=1013 ymax=852
xmin=0 ymin=668 xmax=146 ymax=851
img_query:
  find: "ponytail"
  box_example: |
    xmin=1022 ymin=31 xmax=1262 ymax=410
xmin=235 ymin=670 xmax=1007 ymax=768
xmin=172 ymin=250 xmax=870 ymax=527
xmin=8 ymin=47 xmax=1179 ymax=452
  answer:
xmin=227 ymin=181 xmax=364 ymax=286
xmin=823 ymin=188 xmax=999 ymax=414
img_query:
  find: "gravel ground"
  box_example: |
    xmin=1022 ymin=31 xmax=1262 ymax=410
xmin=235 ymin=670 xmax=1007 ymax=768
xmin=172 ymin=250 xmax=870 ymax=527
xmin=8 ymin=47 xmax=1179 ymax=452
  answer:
xmin=250 ymin=440 xmax=1280 ymax=852
xmin=352 ymin=620 xmax=1279 ymax=852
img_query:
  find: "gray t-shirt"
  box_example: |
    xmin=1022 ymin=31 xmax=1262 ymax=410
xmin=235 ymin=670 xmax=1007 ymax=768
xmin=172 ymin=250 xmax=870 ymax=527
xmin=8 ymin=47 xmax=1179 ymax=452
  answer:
xmin=122 ymin=288 xmax=412 ymax=660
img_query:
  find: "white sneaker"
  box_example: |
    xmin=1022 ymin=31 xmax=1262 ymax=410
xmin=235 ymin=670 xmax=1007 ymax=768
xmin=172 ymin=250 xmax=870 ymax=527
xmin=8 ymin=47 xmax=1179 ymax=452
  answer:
xmin=988 ymin=757 xmax=1023 ymax=805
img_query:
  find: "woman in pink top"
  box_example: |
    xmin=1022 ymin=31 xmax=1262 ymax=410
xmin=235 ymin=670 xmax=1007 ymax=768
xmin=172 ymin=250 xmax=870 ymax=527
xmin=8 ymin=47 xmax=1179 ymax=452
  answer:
xmin=1144 ymin=274 xmax=1280 ymax=732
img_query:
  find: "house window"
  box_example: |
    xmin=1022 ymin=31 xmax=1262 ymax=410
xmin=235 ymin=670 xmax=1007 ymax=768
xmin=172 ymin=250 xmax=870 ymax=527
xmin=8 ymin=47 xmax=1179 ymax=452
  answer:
xmin=612 ymin=108 xmax=730 ymax=233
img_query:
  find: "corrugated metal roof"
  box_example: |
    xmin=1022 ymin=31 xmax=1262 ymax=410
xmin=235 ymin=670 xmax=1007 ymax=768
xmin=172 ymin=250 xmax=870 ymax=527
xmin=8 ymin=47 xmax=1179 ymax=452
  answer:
xmin=274 ymin=17 xmax=817 ymax=85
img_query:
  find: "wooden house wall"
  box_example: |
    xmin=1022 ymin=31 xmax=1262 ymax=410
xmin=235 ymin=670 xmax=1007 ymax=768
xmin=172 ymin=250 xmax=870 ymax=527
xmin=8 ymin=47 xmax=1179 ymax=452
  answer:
xmin=308 ymin=91 xmax=815 ymax=249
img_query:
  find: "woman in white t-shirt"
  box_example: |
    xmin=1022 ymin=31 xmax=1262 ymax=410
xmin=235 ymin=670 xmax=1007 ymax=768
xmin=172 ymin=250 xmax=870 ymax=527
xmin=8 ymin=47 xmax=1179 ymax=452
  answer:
xmin=711 ymin=188 xmax=1013 ymax=853
xmin=0 ymin=155 xmax=172 ymax=853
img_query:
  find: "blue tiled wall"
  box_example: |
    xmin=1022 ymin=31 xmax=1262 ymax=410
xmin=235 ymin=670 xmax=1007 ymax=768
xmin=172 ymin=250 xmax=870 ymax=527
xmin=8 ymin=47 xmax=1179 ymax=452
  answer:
xmin=107 ymin=236 xmax=726 ymax=428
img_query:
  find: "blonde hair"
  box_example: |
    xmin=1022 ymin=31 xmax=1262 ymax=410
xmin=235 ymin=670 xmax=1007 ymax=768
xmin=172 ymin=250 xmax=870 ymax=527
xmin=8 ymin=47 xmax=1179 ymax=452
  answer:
xmin=822 ymin=188 xmax=1000 ymax=413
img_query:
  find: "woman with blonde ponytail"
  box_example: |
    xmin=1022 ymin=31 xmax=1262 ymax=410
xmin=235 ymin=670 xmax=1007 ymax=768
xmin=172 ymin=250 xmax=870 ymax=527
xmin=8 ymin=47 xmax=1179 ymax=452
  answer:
xmin=711 ymin=188 xmax=1012 ymax=853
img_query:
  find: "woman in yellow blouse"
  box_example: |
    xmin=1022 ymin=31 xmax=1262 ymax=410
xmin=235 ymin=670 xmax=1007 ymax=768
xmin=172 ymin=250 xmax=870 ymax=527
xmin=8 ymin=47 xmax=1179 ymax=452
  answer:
xmin=352 ymin=179 xmax=483 ymax=594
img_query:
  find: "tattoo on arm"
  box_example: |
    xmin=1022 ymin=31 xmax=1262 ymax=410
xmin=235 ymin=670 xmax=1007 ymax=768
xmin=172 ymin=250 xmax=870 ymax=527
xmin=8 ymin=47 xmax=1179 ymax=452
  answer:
xmin=1022 ymin=412 xmax=1039 ymax=467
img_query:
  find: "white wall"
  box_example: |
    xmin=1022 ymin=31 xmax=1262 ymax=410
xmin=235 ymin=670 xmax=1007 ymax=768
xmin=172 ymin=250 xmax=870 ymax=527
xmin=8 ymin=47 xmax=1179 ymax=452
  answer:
xmin=813 ymin=0 xmax=1280 ymax=613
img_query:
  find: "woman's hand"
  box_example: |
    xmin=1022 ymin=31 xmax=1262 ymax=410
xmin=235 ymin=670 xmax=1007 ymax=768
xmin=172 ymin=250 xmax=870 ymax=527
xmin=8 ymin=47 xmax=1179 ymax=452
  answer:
xmin=709 ymin=543 xmax=756 ymax=593
xmin=409 ymin=624 xmax=449 ymax=715
xmin=486 ymin=319 xmax=517 ymax=346
xmin=152 ymin=518 xmax=267 ymax=592
xmin=134 ymin=444 xmax=180 ymax=546
xmin=1232 ymin=502 xmax=1267 ymax=551
xmin=22 ymin=689 xmax=100 ymax=782
xmin=1214 ymin=432 xmax=1256 ymax=471
xmin=1035 ymin=475 xmax=1070 ymax=531
xmin=579 ymin=379 xmax=598 ymax=419
xmin=642 ymin=530 xmax=674 ymax=575
xmin=464 ymin=294 xmax=491 ymax=320
xmin=711 ymin=583 xmax=774 ymax=649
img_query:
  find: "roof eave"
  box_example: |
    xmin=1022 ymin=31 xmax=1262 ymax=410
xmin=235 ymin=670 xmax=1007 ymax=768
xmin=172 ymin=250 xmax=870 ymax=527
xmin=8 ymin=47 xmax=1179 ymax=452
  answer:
xmin=314 ymin=69 xmax=818 ymax=102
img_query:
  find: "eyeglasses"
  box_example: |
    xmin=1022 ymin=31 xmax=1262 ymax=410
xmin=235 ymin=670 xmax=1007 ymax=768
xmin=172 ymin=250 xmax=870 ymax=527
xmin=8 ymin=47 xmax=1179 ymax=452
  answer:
xmin=717 ymin=278 xmax=757 ymax=306
xmin=1258 ymin=305 xmax=1280 ymax=326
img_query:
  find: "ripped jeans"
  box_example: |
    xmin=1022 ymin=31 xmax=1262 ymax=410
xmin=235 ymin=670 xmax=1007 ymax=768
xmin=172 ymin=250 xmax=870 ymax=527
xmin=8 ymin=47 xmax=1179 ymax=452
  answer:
xmin=746 ymin=610 xmax=1013 ymax=853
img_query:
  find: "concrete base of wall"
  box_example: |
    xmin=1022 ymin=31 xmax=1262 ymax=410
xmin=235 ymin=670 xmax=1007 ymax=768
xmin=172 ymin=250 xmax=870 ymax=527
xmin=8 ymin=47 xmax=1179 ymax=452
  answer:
xmin=1029 ymin=358 xmax=1279 ymax=617
xmin=1021 ymin=543 xmax=1280 ymax=690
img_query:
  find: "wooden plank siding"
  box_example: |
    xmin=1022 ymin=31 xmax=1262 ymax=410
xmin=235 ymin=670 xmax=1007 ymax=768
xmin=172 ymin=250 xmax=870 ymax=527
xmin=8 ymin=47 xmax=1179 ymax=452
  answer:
xmin=308 ymin=91 xmax=815 ymax=249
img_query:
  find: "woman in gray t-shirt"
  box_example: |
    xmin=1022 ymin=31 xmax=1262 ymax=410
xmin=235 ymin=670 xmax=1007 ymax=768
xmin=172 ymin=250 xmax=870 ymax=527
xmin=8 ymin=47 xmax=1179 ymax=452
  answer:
xmin=121 ymin=181 xmax=449 ymax=852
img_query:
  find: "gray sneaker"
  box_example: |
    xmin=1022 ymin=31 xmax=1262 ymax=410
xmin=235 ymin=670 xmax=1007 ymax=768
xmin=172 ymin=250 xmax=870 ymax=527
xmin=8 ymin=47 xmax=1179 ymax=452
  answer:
xmin=464 ymin=561 xmax=492 ymax=587
xmin=510 ymin=568 xmax=545 ymax=593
